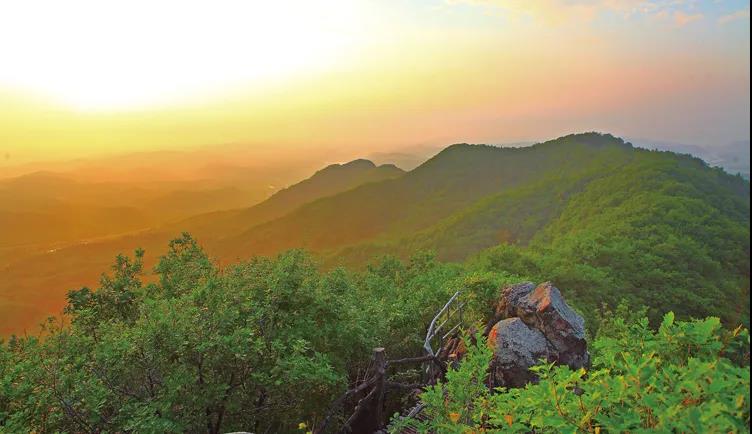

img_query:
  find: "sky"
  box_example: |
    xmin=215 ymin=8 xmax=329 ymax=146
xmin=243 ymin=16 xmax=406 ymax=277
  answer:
xmin=0 ymin=0 xmax=749 ymax=165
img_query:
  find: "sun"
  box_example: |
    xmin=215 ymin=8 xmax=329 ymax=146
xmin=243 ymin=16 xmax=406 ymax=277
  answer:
xmin=0 ymin=0 xmax=367 ymax=111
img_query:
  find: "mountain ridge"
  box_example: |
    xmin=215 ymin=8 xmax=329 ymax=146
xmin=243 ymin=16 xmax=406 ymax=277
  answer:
xmin=220 ymin=133 xmax=636 ymax=257
xmin=0 ymin=133 xmax=748 ymax=336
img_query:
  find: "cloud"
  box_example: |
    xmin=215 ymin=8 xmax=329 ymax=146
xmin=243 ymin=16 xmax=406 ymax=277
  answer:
xmin=674 ymin=10 xmax=703 ymax=26
xmin=718 ymin=7 xmax=750 ymax=24
xmin=446 ymin=0 xmax=703 ymax=24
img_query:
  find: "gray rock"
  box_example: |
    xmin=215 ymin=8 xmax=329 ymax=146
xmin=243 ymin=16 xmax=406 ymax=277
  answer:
xmin=496 ymin=282 xmax=536 ymax=318
xmin=500 ymin=281 xmax=589 ymax=368
xmin=487 ymin=282 xmax=590 ymax=387
xmin=487 ymin=318 xmax=551 ymax=387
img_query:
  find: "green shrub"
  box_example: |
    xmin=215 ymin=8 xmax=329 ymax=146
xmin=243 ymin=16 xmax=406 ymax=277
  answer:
xmin=396 ymin=313 xmax=750 ymax=433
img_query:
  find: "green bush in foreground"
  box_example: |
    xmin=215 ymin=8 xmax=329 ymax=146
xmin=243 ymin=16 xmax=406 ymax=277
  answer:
xmin=0 ymin=235 xmax=500 ymax=433
xmin=393 ymin=312 xmax=750 ymax=433
xmin=0 ymin=233 xmax=748 ymax=433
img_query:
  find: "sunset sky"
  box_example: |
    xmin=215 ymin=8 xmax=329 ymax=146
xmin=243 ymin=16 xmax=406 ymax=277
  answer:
xmin=0 ymin=0 xmax=749 ymax=165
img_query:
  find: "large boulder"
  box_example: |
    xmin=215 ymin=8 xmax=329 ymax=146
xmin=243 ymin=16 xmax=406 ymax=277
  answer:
xmin=487 ymin=318 xmax=551 ymax=387
xmin=487 ymin=282 xmax=589 ymax=387
xmin=496 ymin=282 xmax=536 ymax=318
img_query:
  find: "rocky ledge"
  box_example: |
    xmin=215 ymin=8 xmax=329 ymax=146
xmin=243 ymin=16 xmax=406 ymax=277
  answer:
xmin=486 ymin=281 xmax=589 ymax=387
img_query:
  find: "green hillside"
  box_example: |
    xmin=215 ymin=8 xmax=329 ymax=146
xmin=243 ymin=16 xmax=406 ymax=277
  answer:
xmin=1 ymin=235 xmax=747 ymax=433
xmin=221 ymin=134 xmax=633 ymax=256
xmin=218 ymin=133 xmax=749 ymax=324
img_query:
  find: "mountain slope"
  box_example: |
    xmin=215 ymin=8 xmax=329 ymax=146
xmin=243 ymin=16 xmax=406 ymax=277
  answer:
xmin=396 ymin=146 xmax=749 ymax=324
xmin=524 ymin=150 xmax=750 ymax=321
xmin=166 ymin=159 xmax=404 ymax=241
xmin=2 ymin=134 xmax=748 ymax=335
xmin=333 ymin=145 xmax=749 ymax=265
xmin=330 ymin=164 xmax=615 ymax=264
xmin=220 ymin=134 xmax=635 ymax=257
xmin=214 ymin=133 xmax=748 ymax=324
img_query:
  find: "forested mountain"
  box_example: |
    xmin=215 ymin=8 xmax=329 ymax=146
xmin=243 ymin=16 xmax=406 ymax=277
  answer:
xmin=2 ymin=134 xmax=748 ymax=336
xmin=202 ymin=134 xmax=747 ymax=322
xmin=2 ymin=133 xmax=748 ymax=340
xmin=315 ymin=136 xmax=749 ymax=323
xmin=221 ymin=134 xmax=633 ymax=256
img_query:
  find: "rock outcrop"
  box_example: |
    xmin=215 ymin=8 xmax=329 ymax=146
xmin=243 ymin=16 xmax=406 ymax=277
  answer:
xmin=486 ymin=281 xmax=589 ymax=387
xmin=382 ymin=282 xmax=589 ymax=432
xmin=487 ymin=317 xmax=550 ymax=387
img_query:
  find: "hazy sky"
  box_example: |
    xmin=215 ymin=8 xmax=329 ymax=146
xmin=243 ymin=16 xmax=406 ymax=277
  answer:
xmin=0 ymin=0 xmax=749 ymax=164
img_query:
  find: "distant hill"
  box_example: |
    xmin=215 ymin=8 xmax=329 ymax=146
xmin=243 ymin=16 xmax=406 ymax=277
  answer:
xmin=0 ymin=159 xmax=405 ymax=335
xmin=167 ymin=159 xmax=405 ymax=242
xmin=0 ymin=171 xmax=257 ymax=247
xmin=632 ymin=138 xmax=750 ymax=179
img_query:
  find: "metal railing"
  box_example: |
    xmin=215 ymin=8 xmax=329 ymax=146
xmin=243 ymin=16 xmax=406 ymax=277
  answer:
xmin=316 ymin=291 xmax=467 ymax=433
xmin=423 ymin=291 xmax=464 ymax=380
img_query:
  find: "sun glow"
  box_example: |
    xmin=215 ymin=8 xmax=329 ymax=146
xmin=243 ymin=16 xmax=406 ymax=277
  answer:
xmin=0 ymin=0 xmax=748 ymax=164
xmin=0 ymin=0 xmax=367 ymax=110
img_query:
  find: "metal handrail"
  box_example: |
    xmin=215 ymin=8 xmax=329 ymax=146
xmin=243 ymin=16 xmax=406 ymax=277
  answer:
xmin=423 ymin=291 xmax=464 ymax=356
xmin=422 ymin=291 xmax=465 ymax=383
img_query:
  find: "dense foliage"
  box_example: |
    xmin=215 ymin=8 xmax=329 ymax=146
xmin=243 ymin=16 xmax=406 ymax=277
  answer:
xmin=1 ymin=232 xmax=749 ymax=432
xmin=393 ymin=308 xmax=750 ymax=433
xmin=0 ymin=235 xmax=499 ymax=433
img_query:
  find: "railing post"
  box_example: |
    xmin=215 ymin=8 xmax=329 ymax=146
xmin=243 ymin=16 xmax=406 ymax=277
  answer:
xmin=373 ymin=347 xmax=386 ymax=423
